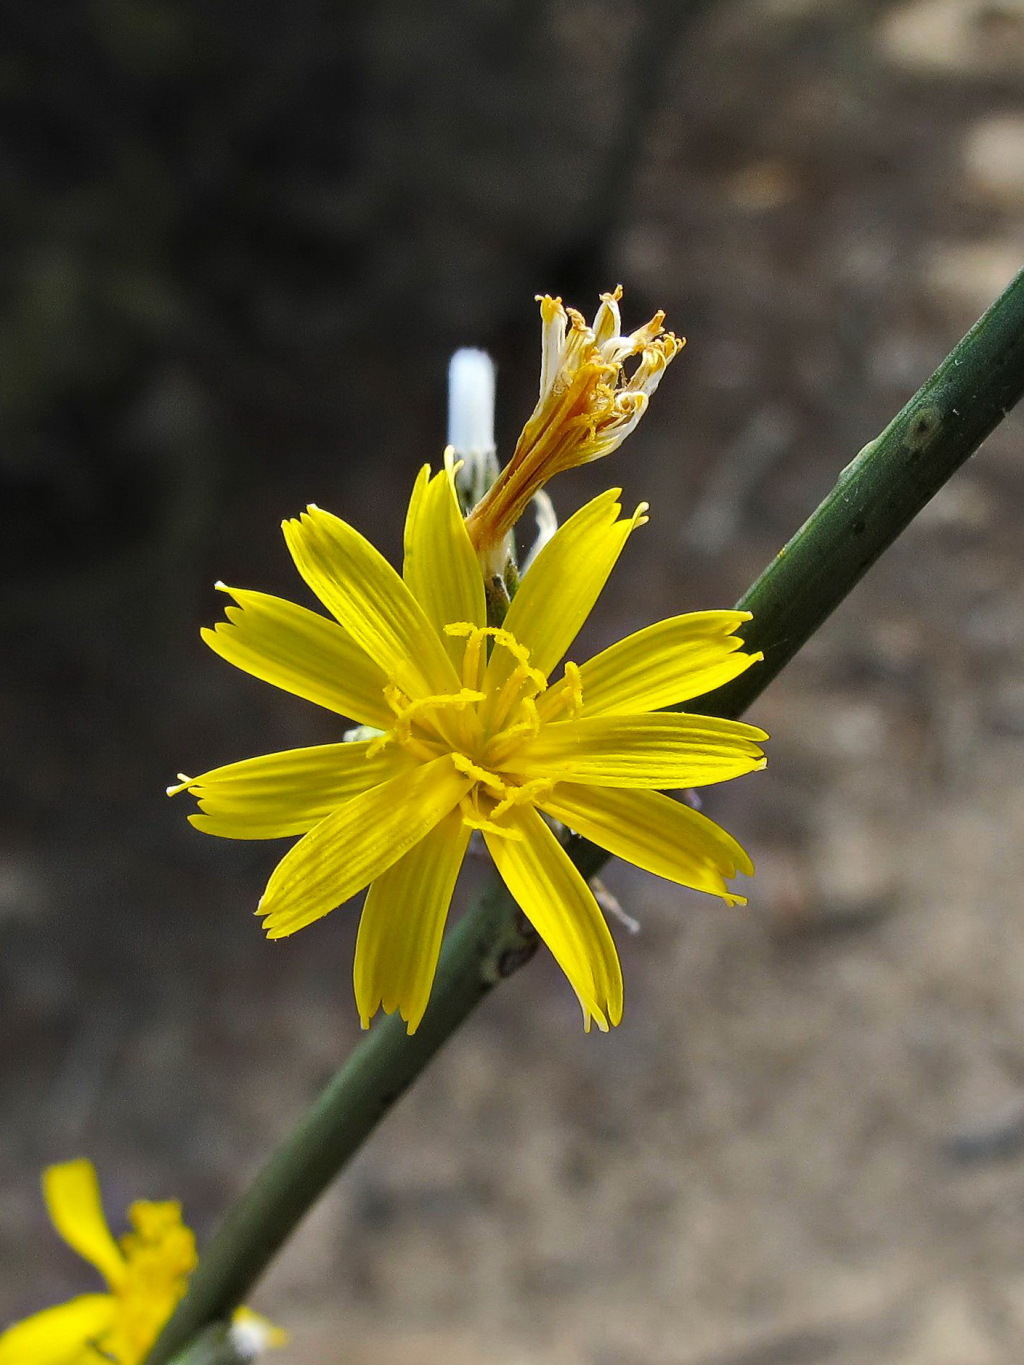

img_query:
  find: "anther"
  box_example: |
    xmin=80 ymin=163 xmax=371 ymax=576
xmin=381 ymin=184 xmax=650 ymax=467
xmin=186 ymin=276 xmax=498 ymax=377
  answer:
xmin=492 ymin=659 xmax=547 ymax=728
xmin=458 ymin=794 xmax=525 ymax=840
xmin=564 ymin=661 xmax=584 ymax=716
xmin=383 ymin=683 xmax=408 ymax=717
xmin=488 ymin=696 xmax=541 ymax=759
xmin=489 ymin=778 xmax=553 ymax=822
xmin=450 ymin=752 xmax=509 ymax=796
xmin=445 ymin=622 xmax=488 ymax=687
xmin=365 ymin=732 xmax=391 ymax=758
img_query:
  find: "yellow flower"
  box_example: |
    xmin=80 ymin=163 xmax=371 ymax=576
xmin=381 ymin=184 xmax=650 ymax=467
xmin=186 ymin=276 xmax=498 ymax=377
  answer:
xmin=171 ymin=469 xmax=765 ymax=1033
xmin=0 ymin=1161 xmax=285 ymax=1365
xmin=465 ymin=286 xmax=684 ymax=567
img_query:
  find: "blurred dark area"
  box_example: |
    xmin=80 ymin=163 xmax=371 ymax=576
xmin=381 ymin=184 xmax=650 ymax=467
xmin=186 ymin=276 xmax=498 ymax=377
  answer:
xmin=6 ymin=1 xmax=1024 ymax=1361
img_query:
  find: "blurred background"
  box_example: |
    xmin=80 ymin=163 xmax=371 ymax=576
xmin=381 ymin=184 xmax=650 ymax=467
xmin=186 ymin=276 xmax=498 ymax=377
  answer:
xmin=5 ymin=1 xmax=1024 ymax=1361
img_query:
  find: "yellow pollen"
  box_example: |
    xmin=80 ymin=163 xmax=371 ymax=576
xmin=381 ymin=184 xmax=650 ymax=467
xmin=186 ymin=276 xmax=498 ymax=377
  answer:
xmin=485 ymin=697 xmax=541 ymax=764
xmin=450 ymin=752 xmax=509 ymax=795
xmin=489 ymin=777 xmax=554 ymax=821
xmin=458 ymin=794 xmax=525 ymax=840
xmin=499 ymin=694 xmax=540 ymax=742
xmin=400 ymin=688 xmax=485 ymax=724
xmin=444 ymin=621 xmax=490 ymax=685
xmin=564 ymin=661 xmax=584 ymax=716
xmin=494 ymin=644 xmax=545 ymax=693
xmin=492 ymin=661 xmax=545 ymax=731
xmin=446 ymin=623 xmax=546 ymax=686
xmin=372 ymin=681 xmax=486 ymax=759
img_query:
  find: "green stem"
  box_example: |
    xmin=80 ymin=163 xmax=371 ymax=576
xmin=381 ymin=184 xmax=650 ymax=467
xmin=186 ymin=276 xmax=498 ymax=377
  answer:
xmin=145 ymin=880 xmax=537 ymax=1365
xmin=693 ymin=267 xmax=1024 ymax=718
xmin=146 ymin=265 xmax=1024 ymax=1365
xmin=167 ymin=1325 xmax=242 ymax=1365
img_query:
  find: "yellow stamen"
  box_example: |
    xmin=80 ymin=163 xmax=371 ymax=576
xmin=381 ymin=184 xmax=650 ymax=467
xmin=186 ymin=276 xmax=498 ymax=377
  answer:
xmin=489 ymin=777 xmax=554 ymax=822
xmin=493 ymin=695 xmax=540 ymax=748
xmin=444 ymin=621 xmax=491 ymax=687
xmin=458 ymin=793 xmax=525 ymax=840
xmin=564 ymin=661 xmax=584 ymax=716
xmin=450 ymin=752 xmax=510 ymax=796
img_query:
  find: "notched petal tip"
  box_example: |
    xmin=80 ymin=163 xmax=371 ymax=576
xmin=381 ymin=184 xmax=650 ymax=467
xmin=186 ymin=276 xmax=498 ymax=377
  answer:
xmin=262 ymin=921 xmax=294 ymax=940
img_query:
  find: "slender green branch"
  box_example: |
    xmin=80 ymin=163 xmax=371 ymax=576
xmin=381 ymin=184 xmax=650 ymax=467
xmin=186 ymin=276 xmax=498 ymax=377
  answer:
xmin=145 ymin=882 xmax=537 ymax=1365
xmin=167 ymin=1325 xmax=243 ymax=1365
xmin=693 ymin=266 xmax=1024 ymax=719
xmin=146 ymin=266 xmax=1024 ymax=1365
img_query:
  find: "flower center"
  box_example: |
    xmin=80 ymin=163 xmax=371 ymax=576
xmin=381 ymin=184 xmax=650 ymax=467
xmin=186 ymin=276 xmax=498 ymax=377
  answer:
xmin=369 ymin=624 xmax=566 ymax=838
xmin=105 ymin=1202 xmax=197 ymax=1363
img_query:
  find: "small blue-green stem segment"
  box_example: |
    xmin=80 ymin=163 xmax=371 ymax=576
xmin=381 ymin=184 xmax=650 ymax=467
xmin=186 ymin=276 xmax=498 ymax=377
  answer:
xmin=146 ymin=266 xmax=1024 ymax=1365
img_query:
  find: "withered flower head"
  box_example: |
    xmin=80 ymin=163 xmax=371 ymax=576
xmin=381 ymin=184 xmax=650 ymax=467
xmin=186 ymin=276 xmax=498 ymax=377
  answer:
xmin=465 ymin=287 xmax=683 ymax=566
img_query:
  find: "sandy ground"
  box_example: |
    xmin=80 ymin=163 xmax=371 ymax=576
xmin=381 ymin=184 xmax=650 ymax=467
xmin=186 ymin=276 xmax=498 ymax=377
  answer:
xmin=7 ymin=1 xmax=1024 ymax=1361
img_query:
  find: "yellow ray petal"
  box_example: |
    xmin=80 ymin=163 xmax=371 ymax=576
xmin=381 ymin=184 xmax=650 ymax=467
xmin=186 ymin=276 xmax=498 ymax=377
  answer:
xmin=540 ymin=784 xmax=752 ymax=903
xmin=538 ymin=611 xmax=762 ymax=720
xmin=404 ymin=465 xmax=486 ymax=671
xmin=354 ymin=809 xmax=471 ymax=1033
xmin=202 ymin=586 xmax=392 ymax=730
xmin=259 ymin=756 xmax=473 ymax=937
xmin=172 ymin=741 xmax=416 ymax=840
xmin=484 ymin=805 xmax=623 ymax=1030
xmin=0 ymin=1294 xmax=115 ymax=1365
xmin=509 ymin=713 xmax=767 ymax=788
xmin=283 ymin=505 xmax=461 ymax=700
xmin=42 ymin=1161 xmax=125 ymax=1291
xmin=489 ymin=488 xmax=641 ymax=688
